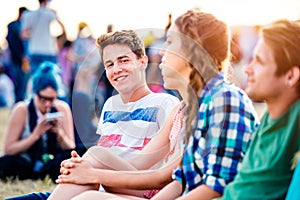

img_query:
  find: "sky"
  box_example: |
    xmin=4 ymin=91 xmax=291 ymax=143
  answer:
xmin=1 ymin=0 xmax=300 ymax=47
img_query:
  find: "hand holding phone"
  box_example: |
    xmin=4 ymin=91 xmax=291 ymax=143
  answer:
xmin=45 ymin=112 xmax=64 ymax=122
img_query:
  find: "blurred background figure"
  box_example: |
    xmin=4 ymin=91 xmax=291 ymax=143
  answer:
xmin=106 ymin=24 xmax=114 ymax=33
xmin=21 ymin=0 xmax=65 ymax=75
xmin=146 ymin=13 xmax=176 ymax=95
xmin=70 ymin=22 xmax=93 ymax=72
xmin=0 ymin=61 xmax=75 ymax=182
xmin=229 ymin=28 xmax=246 ymax=89
xmin=0 ymin=63 xmax=15 ymax=109
xmin=144 ymin=30 xmax=156 ymax=50
xmin=71 ymin=90 xmax=98 ymax=152
xmin=57 ymin=40 xmax=73 ymax=97
xmin=69 ymin=22 xmax=100 ymax=98
xmin=26 ymin=61 xmax=68 ymax=103
xmin=6 ymin=6 xmax=29 ymax=103
xmin=230 ymin=25 xmax=260 ymax=90
xmin=94 ymin=23 xmax=115 ymax=116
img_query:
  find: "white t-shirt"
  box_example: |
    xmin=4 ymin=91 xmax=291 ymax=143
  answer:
xmin=96 ymin=93 xmax=179 ymax=158
xmin=22 ymin=7 xmax=58 ymax=55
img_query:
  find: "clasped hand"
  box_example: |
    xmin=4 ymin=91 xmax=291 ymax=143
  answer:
xmin=56 ymin=150 xmax=95 ymax=185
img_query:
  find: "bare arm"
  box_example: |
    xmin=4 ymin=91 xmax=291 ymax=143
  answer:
xmin=129 ymin=104 xmax=179 ymax=169
xmin=4 ymin=102 xmax=53 ymax=155
xmin=176 ymin=184 xmax=221 ymax=200
xmin=151 ymin=180 xmax=182 ymax=200
xmin=52 ymin=100 xmax=75 ymax=149
xmin=151 ymin=180 xmax=221 ymax=200
xmin=56 ymin=17 xmax=66 ymax=36
xmin=57 ymin=155 xmax=180 ymax=190
xmin=20 ymin=28 xmax=31 ymax=40
xmin=104 ymin=158 xmax=179 ymax=191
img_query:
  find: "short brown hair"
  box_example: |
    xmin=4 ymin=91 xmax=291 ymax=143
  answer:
xmin=96 ymin=30 xmax=145 ymax=63
xmin=261 ymin=19 xmax=300 ymax=92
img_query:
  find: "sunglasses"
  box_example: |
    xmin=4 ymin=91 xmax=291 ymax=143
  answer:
xmin=37 ymin=92 xmax=56 ymax=103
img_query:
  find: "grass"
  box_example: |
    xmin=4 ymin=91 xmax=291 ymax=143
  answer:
xmin=0 ymin=108 xmax=56 ymax=200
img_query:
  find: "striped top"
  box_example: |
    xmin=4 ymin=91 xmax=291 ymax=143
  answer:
xmin=97 ymin=93 xmax=179 ymax=158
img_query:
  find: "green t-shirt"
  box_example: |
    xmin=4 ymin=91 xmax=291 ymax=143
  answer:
xmin=221 ymin=100 xmax=300 ymax=200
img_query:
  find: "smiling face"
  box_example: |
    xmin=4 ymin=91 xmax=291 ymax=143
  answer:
xmin=159 ymin=25 xmax=192 ymax=93
xmin=245 ymin=37 xmax=286 ymax=102
xmin=103 ymin=44 xmax=148 ymax=95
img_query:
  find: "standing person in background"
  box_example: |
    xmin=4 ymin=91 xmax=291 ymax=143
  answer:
xmin=70 ymin=22 xmax=101 ymax=149
xmin=146 ymin=13 xmax=172 ymax=93
xmin=21 ymin=0 xmax=65 ymax=75
xmin=71 ymin=22 xmax=96 ymax=74
xmin=0 ymin=64 xmax=15 ymax=108
xmin=69 ymin=22 xmax=101 ymax=99
xmin=57 ymin=40 xmax=73 ymax=95
xmin=0 ymin=62 xmax=75 ymax=182
xmin=6 ymin=6 xmax=29 ymax=103
xmin=106 ymin=24 xmax=114 ymax=33
xmin=220 ymin=19 xmax=300 ymax=200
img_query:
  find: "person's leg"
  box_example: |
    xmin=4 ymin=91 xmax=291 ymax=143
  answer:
xmin=48 ymin=183 xmax=99 ymax=200
xmin=9 ymin=61 xmax=22 ymax=102
xmin=71 ymin=190 xmax=145 ymax=200
xmin=83 ymin=146 xmax=137 ymax=170
xmin=29 ymin=55 xmax=42 ymax=75
xmin=47 ymin=146 xmax=138 ymax=200
xmin=11 ymin=62 xmax=29 ymax=102
xmin=85 ymin=147 xmax=151 ymax=197
xmin=0 ymin=155 xmax=34 ymax=180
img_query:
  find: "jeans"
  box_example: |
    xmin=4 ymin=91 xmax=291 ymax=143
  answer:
xmin=9 ymin=61 xmax=29 ymax=102
xmin=5 ymin=192 xmax=51 ymax=200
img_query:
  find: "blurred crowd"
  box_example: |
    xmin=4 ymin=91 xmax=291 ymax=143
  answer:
xmin=0 ymin=2 xmax=262 ymax=112
xmin=0 ymin=3 xmax=109 ymax=112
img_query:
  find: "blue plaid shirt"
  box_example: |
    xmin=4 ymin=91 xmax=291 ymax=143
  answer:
xmin=173 ymin=72 xmax=259 ymax=195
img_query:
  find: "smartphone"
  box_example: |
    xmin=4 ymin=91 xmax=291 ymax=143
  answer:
xmin=45 ymin=112 xmax=64 ymax=122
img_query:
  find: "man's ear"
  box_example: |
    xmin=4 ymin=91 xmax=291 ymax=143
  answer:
xmin=285 ymin=65 xmax=300 ymax=88
xmin=141 ymin=55 xmax=149 ymax=69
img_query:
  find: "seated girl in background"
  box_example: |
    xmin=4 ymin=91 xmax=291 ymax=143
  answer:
xmin=0 ymin=62 xmax=75 ymax=182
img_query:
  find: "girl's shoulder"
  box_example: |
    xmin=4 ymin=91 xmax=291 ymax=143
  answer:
xmin=12 ymin=101 xmax=29 ymax=115
xmin=53 ymin=99 xmax=71 ymax=112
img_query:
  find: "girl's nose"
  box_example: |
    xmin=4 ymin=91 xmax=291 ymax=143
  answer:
xmin=244 ymin=61 xmax=253 ymax=75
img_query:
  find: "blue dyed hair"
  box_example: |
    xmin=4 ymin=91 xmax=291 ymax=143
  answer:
xmin=32 ymin=62 xmax=59 ymax=94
